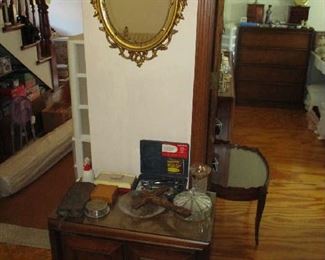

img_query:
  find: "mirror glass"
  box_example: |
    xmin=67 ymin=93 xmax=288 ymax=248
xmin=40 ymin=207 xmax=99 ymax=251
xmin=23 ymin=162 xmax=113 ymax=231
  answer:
xmin=92 ymin=0 xmax=187 ymax=66
xmin=105 ymin=0 xmax=171 ymax=44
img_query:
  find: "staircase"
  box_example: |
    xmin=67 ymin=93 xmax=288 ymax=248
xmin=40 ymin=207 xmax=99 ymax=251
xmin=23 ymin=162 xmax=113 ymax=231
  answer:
xmin=0 ymin=0 xmax=56 ymax=89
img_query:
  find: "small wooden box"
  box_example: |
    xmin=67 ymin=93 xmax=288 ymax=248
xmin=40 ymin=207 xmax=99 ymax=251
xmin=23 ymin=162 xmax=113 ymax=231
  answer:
xmin=247 ymin=4 xmax=264 ymax=23
xmin=288 ymin=6 xmax=310 ymax=24
xmin=90 ymin=184 xmax=118 ymax=205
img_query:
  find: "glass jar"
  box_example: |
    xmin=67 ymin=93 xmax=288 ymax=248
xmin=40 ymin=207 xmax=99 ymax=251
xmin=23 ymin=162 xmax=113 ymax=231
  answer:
xmin=190 ymin=164 xmax=211 ymax=193
xmin=173 ymin=189 xmax=212 ymax=222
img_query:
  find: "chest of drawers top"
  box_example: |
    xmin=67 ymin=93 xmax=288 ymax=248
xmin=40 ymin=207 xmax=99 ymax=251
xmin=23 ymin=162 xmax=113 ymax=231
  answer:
xmin=238 ymin=27 xmax=314 ymax=51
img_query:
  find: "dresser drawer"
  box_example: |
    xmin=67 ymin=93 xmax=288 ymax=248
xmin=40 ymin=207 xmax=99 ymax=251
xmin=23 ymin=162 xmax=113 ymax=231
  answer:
xmin=236 ymin=66 xmax=306 ymax=83
xmin=62 ymin=234 xmax=124 ymax=260
xmin=239 ymin=29 xmax=312 ymax=50
xmin=238 ymin=48 xmax=308 ymax=67
xmin=125 ymin=242 xmax=196 ymax=260
xmin=236 ymin=81 xmax=304 ymax=105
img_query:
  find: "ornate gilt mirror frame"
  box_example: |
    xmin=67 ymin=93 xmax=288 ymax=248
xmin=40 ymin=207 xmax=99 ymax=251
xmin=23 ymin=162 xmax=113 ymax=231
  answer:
xmin=91 ymin=0 xmax=187 ymax=67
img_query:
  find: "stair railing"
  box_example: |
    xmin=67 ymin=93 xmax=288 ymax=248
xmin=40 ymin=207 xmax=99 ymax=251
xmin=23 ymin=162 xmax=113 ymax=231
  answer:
xmin=2 ymin=0 xmax=52 ymax=58
xmin=1 ymin=0 xmax=58 ymax=89
xmin=29 ymin=0 xmax=36 ymax=26
xmin=35 ymin=0 xmax=51 ymax=58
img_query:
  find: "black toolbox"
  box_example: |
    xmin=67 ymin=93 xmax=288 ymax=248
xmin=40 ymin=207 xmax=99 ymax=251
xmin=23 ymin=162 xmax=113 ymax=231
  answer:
xmin=135 ymin=140 xmax=189 ymax=198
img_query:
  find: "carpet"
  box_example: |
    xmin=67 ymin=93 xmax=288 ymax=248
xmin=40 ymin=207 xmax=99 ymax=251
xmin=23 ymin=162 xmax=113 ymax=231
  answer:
xmin=0 ymin=223 xmax=50 ymax=249
xmin=0 ymin=153 xmax=75 ymax=251
xmin=0 ymin=153 xmax=75 ymax=229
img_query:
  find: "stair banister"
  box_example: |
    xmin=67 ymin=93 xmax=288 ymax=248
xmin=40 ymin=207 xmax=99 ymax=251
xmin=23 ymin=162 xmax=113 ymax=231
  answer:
xmin=17 ymin=0 xmax=22 ymax=17
xmin=8 ymin=0 xmax=17 ymax=25
xmin=36 ymin=0 xmax=51 ymax=57
xmin=24 ymin=0 xmax=29 ymax=20
xmin=29 ymin=0 xmax=36 ymax=26
xmin=1 ymin=0 xmax=58 ymax=90
xmin=2 ymin=0 xmax=11 ymax=25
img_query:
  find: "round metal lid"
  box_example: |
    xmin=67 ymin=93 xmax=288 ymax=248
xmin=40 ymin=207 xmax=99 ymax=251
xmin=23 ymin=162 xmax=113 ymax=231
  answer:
xmin=84 ymin=199 xmax=110 ymax=219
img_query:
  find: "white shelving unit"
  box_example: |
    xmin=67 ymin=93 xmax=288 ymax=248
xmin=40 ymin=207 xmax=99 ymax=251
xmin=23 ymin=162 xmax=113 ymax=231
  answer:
xmin=68 ymin=34 xmax=91 ymax=179
xmin=221 ymin=23 xmax=238 ymax=53
xmin=305 ymin=51 xmax=325 ymax=139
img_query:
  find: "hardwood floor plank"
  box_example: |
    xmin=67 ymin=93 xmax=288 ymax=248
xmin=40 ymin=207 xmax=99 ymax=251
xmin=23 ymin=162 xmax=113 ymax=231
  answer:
xmin=0 ymin=243 xmax=51 ymax=260
xmin=210 ymin=106 xmax=325 ymax=259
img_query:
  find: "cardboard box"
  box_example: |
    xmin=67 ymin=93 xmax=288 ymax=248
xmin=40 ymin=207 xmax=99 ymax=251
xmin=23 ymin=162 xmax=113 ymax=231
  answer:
xmin=26 ymin=85 xmax=40 ymax=101
xmin=42 ymin=104 xmax=72 ymax=133
xmin=90 ymin=184 xmax=118 ymax=205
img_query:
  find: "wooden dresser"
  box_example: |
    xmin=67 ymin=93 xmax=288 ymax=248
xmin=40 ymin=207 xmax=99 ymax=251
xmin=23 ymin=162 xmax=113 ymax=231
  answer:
xmin=48 ymin=193 xmax=215 ymax=260
xmin=235 ymin=27 xmax=314 ymax=107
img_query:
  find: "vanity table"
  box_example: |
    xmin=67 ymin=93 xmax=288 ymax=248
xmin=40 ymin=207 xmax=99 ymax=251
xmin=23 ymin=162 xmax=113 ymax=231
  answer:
xmin=48 ymin=193 xmax=215 ymax=260
xmin=210 ymin=143 xmax=269 ymax=246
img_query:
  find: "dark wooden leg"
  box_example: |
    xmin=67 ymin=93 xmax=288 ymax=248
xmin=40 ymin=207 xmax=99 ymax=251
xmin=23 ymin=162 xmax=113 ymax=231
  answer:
xmin=48 ymin=228 xmax=63 ymax=260
xmin=10 ymin=123 xmax=15 ymax=153
xmin=255 ymin=191 xmax=267 ymax=246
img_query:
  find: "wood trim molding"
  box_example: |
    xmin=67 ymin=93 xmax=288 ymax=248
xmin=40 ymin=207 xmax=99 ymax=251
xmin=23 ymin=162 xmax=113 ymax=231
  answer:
xmin=207 ymin=0 xmax=225 ymax=165
xmin=190 ymin=0 xmax=217 ymax=164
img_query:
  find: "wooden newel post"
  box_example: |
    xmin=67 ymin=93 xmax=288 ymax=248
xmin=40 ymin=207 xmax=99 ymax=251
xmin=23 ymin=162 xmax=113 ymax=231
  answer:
xmin=36 ymin=0 xmax=51 ymax=57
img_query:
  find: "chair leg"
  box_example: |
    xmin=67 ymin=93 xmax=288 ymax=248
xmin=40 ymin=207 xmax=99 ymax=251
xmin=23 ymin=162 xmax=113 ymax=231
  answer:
xmin=30 ymin=117 xmax=36 ymax=140
xmin=10 ymin=123 xmax=15 ymax=153
xmin=19 ymin=125 xmax=23 ymax=149
xmin=22 ymin=125 xmax=29 ymax=144
xmin=255 ymin=191 xmax=267 ymax=247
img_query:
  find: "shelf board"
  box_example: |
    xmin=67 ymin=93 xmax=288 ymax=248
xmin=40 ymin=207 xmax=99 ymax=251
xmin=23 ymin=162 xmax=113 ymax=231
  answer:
xmin=78 ymin=104 xmax=88 ymax=109
xmin=72 ymin=135 xmax=91 ymax=143
xmin=81 ymin=135 xmax=91 ymax=142
xmin=77 ymin=73 xmax=87 ymax=78
xmin=69 ymin=34 xmax=84 ymax=43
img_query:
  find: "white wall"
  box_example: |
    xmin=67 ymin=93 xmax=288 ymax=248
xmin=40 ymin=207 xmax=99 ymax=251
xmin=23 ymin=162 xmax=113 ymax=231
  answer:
xmin=224 ymin=0 xmax=291 ymax=24
xmin=224 ymin=0 xmax=325 ymax=31
xmin=308 ymin=0 xmax=325 ymax=31
xmin=82 ymin=1 xmax=198 ymax=176
xmin=49 ymin=0 xmax=83 ymax=36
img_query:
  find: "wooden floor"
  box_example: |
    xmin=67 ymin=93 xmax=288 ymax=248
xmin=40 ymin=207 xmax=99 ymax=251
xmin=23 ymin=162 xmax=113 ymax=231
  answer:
xmin=210 ymin=106 xmax=325 ymax=259
xmin=1 ymin=106 xmax=325 ymax=259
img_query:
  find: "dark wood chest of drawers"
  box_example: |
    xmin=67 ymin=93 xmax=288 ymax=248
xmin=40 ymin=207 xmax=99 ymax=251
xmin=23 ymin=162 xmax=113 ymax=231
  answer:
xmin=48 ymin=193 xmax=215 ymax=260
xmin=235 ymin=27 xmax=314 ymax=107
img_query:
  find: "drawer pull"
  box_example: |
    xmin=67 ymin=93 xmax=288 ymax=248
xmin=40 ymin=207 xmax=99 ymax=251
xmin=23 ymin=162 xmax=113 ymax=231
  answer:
xmin=215 ymin=118 xmax=223 ymax=135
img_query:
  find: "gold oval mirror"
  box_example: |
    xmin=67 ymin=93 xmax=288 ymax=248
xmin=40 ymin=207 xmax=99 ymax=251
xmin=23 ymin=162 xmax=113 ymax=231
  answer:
xmin=91 ymin=0 xmax=187 ymax=67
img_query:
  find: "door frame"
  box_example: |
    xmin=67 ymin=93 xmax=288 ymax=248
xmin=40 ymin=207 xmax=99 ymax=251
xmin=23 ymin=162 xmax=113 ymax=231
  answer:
xmin=191 ymin=0 xmax=224 ymax=164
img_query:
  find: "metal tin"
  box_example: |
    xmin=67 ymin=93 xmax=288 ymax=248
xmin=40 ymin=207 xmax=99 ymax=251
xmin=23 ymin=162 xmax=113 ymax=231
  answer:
xmin=84 ymin=199 xmax=110 ymax=219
